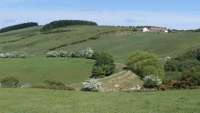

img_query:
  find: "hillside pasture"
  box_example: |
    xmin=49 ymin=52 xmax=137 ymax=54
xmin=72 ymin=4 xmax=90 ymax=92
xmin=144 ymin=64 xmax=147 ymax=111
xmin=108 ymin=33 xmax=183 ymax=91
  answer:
xmin=0 ymin=58 xmax=93 ymax=86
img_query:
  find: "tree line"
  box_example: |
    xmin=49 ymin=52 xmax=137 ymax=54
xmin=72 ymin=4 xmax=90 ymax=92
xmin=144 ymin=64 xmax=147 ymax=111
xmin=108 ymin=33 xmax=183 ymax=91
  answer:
xmin=41 ymin=20 xmax=98 ymax=31
xmin=0 ymin=22 xmax=38 ymax=33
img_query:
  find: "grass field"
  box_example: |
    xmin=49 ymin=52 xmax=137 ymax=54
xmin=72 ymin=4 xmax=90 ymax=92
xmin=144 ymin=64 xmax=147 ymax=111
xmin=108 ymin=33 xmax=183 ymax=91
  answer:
xmin=0 ymin=88 xmax=199 ymax=113
xmin=0 ymin=58 xmax=93 ymax=85
xmin=0 ymin=26 xmax=200 ymax=113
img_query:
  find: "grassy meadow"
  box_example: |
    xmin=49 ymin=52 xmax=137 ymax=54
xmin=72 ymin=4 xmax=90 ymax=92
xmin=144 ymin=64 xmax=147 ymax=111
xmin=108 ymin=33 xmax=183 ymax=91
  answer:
xmin=0 ymin=25 xmax=200 ymax=113
xmin=0 ymin=58 xmax=93 ymax=85
xmin=0 ymin=88 xmax=199 ymax=113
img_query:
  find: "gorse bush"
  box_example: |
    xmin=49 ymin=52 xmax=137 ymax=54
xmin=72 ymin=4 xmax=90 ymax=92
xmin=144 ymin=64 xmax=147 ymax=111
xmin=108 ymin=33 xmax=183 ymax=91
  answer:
xmin=91 ymin=52 xmax=115 ymax=78
xmin=42 ymin=20 xmax=97 ymax=31
xmin=81 ymin=79 xmax=102 ymax=92
xmin=0 ymin=22 xmax=38 ymax=33
xmin=0 ymin=77 xmax=20 ymax=88
xmin=143 ymin=75 xmax=162 ymax=88
xmin=127 ymin=51 xmax=165 ymax=80
xmin=165 ymin=58 xmax=200 ymax=72
xmin=164 ymin=48 xmax=200 ymax=88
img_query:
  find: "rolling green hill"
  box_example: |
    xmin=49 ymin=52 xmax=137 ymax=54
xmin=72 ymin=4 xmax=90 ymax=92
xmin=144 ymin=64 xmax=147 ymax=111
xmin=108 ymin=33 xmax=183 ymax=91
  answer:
xmin=0 ymin=25 xmax=200 ymax=113
xmin=0 ymin=26 xmax=200 ymax=62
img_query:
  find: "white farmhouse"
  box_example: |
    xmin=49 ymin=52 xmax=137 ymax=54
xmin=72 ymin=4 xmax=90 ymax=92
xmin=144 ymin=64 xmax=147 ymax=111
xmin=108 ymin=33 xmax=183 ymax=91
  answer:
xmin=164 ymin=30 xmax=169 ymax=33
xmin=142 ymin=27 xmax=150 ymax=32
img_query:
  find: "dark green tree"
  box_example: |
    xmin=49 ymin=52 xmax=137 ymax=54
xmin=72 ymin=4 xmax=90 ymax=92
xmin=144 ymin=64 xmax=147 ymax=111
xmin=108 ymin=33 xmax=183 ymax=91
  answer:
xmin=0 ymin=22 xmax=38 ymax=33
xmin=127 ymin=51 xmax=165 ymax=79
xmin=41 ymin=20 xmax=97 ymax=31
xmin=91 ymin=52 xmax=115 ymax=78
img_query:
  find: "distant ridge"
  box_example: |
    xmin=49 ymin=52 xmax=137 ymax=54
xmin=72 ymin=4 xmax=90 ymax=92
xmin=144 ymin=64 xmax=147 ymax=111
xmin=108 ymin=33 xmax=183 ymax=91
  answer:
xmin=0 ymin=22 xmax=38 ymax=33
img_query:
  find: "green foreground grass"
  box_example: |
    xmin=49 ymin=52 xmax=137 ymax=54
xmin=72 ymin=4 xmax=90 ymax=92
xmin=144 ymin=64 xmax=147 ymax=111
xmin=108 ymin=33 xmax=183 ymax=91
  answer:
xmin=0 ymin=58 xmax=93 ymax=85
xmin=0 ymin=88 xmax=199 ymax=113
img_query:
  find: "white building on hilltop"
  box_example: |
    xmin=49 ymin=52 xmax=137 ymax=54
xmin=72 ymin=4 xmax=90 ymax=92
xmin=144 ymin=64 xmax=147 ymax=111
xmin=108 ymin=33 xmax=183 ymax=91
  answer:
xmin=142 ymin=27 xmax=169 ymax=33
xmin=142 ymin=27 xmax=150 ymax=32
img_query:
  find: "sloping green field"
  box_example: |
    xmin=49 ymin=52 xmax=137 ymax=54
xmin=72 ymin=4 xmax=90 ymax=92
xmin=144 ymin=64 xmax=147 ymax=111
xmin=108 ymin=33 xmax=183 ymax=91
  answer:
xmin=0 ymin=88 xmax=199 ymax=113
xmin=0 ymin=58 xmax=93 ymax=85
xmin=0 ymin=26 xmax=200 ymax=62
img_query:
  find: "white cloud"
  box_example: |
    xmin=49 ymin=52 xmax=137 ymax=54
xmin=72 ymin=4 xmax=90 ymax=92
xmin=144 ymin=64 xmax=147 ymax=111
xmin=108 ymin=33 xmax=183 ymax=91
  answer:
xmin=0 ymin=10 xmax=200 ymax=29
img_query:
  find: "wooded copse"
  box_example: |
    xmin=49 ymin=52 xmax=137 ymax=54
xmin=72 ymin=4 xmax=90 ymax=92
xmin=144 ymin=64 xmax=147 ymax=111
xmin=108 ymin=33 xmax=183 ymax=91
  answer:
xmin=41 ymin=20 xmax=98 ymax=31
xmin=0 ymin=22 xmax=38 ymax=33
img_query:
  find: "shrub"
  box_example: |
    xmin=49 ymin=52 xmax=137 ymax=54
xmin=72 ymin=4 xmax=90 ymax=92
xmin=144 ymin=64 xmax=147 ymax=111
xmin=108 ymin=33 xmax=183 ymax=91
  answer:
xmin=0 ymin=77 xmax=20 ymax=88
xmin=81 ymin=79 xmax=102 ymax=92
xmin=127 ymin=51 xmax=165 ymax=79
xmin=76 ymin=47 xmax=95 ymax=59
xmin=91 ymin=52 xmax=115 ymax=78
xmin=59 ymin=50 xmax=68 ymax=57
xmin=164 ymin=48 xmax=200 ymax=88
xmin=43 ymin=80 xmax=75 ymax=90
xmin=46 ymin=47 xmax=95 ymax=59
xmin=165 ymin=59 xmax=200 ymax=72
xmin=46 ymin=51 xmax=60 ymax=57
xmin=182 ymin=48 xmax=200 ymax=61
xmin=143 ymin=75 xmax=162 ymax=88
xmin=0 ymin=52 xmax=26 ymax=58
xmin=42 ymin=20 xmax=97 ymax=31
xmin=0 ymin=22 xmax=38 ymax=33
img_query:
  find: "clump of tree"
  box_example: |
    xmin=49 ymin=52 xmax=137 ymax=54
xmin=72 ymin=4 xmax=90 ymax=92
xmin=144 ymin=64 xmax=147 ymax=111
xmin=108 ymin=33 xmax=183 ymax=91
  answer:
xmin=164 ymin=48 xmax=200 ymax=88
xmin=0 ymin=22 xmax=38 ymax=33
xmin=91 ymin=52 xmax=115 ymax=78
xmin=127 ymin=51 xmax=165 ymax=80
xmin=41 ymin=20 xmax=97 ymax=31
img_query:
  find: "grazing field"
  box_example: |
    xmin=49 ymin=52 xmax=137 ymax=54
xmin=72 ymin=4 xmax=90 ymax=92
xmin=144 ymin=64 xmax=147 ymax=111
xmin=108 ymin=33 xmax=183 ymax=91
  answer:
xmin=0 ymin=58 xmax=93 ymax=85
xmin=0 ymin=26 xmax=200 ymax=62
xmin=0 ymin=88 xmax=199 ymax=113
xmin=0 ymin=25 xmax=200 ymax=113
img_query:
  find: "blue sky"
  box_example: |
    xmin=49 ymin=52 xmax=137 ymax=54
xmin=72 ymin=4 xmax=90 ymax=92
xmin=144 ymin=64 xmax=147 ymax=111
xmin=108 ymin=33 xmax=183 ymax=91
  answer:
xmin=0 ymin=0 xmax=200 ymax=29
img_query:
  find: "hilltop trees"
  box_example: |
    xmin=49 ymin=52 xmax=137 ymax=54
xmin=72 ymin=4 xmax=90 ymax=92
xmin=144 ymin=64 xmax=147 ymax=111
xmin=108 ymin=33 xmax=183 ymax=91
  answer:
xmin=0 ymin=22 xmax=38 ymax=33
xmin=41 ymin=20 xmax=97 ymax=31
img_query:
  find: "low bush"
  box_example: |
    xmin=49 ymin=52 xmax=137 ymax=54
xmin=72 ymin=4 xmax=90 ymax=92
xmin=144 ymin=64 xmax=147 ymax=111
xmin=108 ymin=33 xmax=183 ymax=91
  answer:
xmin=91 ymin=52 xmax=115 ymax=78
xmin=43 ymin=80 xmax=75 ymax=90
xmin=143 ymin=75 xmax=162 ymax=88
xmin=164 ymin=48 xmax=200 ymax=88
xmin=81 ymin=79 xmax=102 ymax=92
xmin=46 ymin=47 xmax=95 ymax=59
xmin=0 ymin=52 xmax=27 ymax=58
xmin=0 ymin=77 xmax=20 ymax=88
xmin=46 ymin=51 xmax=60 ymax=57
xmin=127 ymin=51 xmax=165 ymax=79
xmin=75 ymin=47 xmax=94 ymax=59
